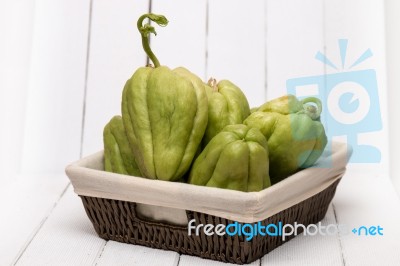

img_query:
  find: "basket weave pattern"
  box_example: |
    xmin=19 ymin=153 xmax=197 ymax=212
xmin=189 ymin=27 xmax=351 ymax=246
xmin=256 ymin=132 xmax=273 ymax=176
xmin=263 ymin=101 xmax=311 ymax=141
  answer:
xmin=80 ymin=179 xmax=340 ymax=264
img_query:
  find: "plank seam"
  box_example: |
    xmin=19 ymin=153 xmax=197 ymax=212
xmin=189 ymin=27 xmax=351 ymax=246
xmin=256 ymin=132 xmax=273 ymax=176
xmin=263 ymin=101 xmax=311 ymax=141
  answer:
xmin=92 ymin=241 xmax=108 ymax=266
xmin=322 ymin=0 xmax=327 ymax=114
xmin=332 ymin=203 xmax=346 ymax=266
xmin=12 ymin=183 xmax=71 ymax=265
xmin=79 ymin=0 xmax=94 ymax=159
xmin=263 ymin=0 xmax=268 ymax=101
xmin=173 ymin=253 xmax=180 ymax=266
xmin=146 ymin=0 xmax=153 ymax=66
xmin=324 ymin=3 xmax=344 ymax=266
xmin=204 ymin=0 xmax=209 ymax=81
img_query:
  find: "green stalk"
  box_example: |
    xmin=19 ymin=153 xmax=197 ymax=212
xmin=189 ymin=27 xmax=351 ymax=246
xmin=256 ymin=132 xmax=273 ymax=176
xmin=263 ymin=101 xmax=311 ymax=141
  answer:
xmin=137 ymin=13 xmax=168 ymax=68
xmin=301 ymin=97 xmax=322 ymax=120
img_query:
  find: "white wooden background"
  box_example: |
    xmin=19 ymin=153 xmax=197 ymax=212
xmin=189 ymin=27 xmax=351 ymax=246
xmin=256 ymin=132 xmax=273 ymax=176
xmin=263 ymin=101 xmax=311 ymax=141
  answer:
xmin=1 ymin=0 xmax=400 ymax=265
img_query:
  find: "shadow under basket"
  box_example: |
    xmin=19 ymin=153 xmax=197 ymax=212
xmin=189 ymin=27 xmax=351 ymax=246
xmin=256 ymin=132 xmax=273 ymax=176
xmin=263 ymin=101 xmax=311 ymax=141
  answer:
xmin=79 ymin=179 xmax=340 ymax=265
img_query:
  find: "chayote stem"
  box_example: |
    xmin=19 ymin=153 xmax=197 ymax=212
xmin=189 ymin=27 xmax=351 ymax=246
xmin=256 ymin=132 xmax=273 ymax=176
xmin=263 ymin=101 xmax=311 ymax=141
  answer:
xmin=301 ymin=97 xmax=322 ymax=120
xmin=137 ymin=13 xmax=168 ymax=68
xmin=207 ymin=78 xmax=218 ymax=92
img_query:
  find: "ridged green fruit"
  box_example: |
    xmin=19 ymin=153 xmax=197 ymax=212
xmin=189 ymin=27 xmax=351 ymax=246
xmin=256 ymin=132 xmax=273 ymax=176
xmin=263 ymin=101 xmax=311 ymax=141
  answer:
xmin=244 ymin=95 xmax=327 ymax=184
xmin=122 ymin=67 xmax=208 ymax=181
xmin=103 ymin=116 xmax=142 ymax=176
xmin=202 ymin=78 xmax=250 ymax=146
xmin=120 ymin=13 xmax=208 ymax=181
xmin=189 ymin=124 xmax=270 ymax=192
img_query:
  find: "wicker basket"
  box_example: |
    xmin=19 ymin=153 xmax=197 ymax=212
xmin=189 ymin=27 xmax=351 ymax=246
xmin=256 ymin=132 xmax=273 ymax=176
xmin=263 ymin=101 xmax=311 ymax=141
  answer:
xmin=79 ymin=179 xmax=339 ymax=264
xmin=66 ymin=142 xmax=350 ymax=264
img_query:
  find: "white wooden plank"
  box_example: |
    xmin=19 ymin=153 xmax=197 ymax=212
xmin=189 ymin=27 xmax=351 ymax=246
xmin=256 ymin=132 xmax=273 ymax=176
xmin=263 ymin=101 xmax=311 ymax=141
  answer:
xmin=95 ymin=241 xmax=179 ymax=266
xmin=151 ymin=0 xmax=207 ymax=80
xmin=15 ymin=186 xmax=106 ymax=266
xmin=20 ymin=0 xmax=90 ymax=174
xmin=384 ymin=0 xmax=400 ymax=194
xmin=264 ymin=1 xmax=342 ymax=256
xmin=0 ymin=175 xmax=69 ymax=265
xmin=266 ymin=0 xmax=324 ymax=100
xmin=324 ymin=0 xmax=389 ymax=175
xmin=207 ymin=0 xmax=266 ymax=107
xmin=332 ymin=170 xmax=400 ymax=265
xmin=81 ymin=0 xmax=149 ymax=156
xmin=261 ymin=205 xmax=343 ymax=266
xmin=179 ymin=255 xmax=259 ymax=266
xmin=0 ymin=0 xmax=35 ymax=181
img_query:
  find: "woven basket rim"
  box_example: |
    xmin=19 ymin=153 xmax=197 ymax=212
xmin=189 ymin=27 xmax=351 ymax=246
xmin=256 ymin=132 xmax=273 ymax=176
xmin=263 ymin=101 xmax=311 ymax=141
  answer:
xmin=66 ymin=141 xmax=350 ymax=223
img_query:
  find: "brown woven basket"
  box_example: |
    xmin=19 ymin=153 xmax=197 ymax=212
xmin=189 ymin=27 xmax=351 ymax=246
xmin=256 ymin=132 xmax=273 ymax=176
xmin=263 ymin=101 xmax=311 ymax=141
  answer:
xmin=79 ymin=178 xmax=340 ymax=264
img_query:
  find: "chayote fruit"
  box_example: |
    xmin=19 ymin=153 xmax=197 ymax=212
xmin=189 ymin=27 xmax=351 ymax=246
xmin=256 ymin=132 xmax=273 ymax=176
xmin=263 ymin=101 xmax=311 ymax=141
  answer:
xmin=189 ymin=124 xmax=270 ymax=192
xmin=122 ymin=66 xmax=208 ymax=181
xmin=202 ymin=78 xmax=250 ymax=146
xmin=103 ymin=116 xmax=142 ymax=176
xmin=244 ymin=95 xmax=327 ymax=184
xmin=121 ymin=14 xmax=208 ymax=181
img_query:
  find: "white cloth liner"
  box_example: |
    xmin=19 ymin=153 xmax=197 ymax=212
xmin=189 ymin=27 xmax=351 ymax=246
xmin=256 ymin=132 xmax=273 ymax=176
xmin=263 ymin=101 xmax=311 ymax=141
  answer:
xmin=65 ymin=141 xmax=351 ymax=224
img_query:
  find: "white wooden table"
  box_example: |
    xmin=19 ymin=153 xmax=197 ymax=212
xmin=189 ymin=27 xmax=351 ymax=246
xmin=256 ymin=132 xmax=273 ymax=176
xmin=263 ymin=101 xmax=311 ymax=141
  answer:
xmin=1 ymin=0 xmax=400 ymax=265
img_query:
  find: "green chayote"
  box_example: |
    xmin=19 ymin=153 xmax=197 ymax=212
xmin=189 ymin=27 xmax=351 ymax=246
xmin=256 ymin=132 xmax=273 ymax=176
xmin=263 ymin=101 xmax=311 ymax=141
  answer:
xmin=103 ymin=116 xmax=142 ymax=176
xmin=244 ymin=95 xmax=327 ymax=184
xmin=121 ymin=14 xmax=208 ymax=181
xmin=202 ymin=78 xmax=250 ymax=146
xmin=189 ymin=124 xmax=270 ymax=192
